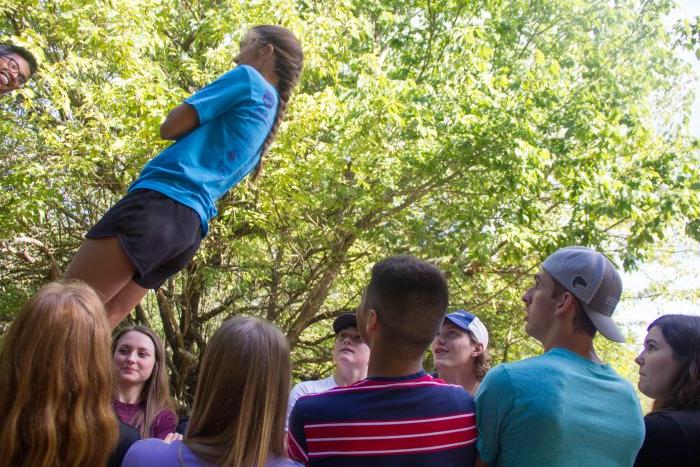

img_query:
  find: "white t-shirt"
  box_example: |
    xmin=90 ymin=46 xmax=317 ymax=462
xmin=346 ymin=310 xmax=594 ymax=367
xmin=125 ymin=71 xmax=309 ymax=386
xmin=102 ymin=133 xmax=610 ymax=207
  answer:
xmin=286 ymin=376 xmax=337 ymax=429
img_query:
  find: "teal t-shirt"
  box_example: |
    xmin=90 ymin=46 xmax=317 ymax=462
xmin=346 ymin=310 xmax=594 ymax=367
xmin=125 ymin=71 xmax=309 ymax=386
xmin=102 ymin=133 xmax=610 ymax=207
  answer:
xmin=130 ymin=65 xmax=279 ymax=236
xmin=475 ymin=348 xmax=644 ymax=467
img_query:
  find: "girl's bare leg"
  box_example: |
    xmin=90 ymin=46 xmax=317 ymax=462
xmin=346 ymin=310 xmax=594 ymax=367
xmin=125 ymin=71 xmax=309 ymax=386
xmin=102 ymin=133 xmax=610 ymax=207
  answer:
xmin=64 ymin=236 xmax=146 ymax=327
xmin=105 ymin=281 xmax=148 ymax=328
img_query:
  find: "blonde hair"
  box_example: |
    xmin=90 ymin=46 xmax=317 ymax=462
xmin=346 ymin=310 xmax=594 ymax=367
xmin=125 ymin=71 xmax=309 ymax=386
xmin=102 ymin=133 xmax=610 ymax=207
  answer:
xmin=185 ymin=316 xmax=291 ymax=466
xmin=0 ymin=280 xmax=118 ymax=467
xmin=112 ymin=325 xmax=175 ymax=438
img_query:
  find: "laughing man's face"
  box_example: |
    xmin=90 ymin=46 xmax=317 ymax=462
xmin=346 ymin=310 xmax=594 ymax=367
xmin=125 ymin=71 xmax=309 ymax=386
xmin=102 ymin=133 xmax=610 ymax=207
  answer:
xmin=0 ymin=53 xmax=31 ymax=94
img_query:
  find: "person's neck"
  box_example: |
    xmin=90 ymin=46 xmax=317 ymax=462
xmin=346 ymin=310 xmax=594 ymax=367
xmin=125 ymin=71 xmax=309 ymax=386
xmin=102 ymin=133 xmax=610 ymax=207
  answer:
xmin=244 ymin=61 xmax=279 ymax=89
xmin=437 ymin=365 xmax=479 ymax=395
xmin=367 ymin=341 xmax=423 ymax=378
xmin=543 ymin=332 xmax=601 ymax=363
xmin=334 ymin=364 xmax=368 ymax=387
xmin=114 ymin=383 xmax=144 ymax=404
xmin=260 ymin=69 xmax=279 ymax=89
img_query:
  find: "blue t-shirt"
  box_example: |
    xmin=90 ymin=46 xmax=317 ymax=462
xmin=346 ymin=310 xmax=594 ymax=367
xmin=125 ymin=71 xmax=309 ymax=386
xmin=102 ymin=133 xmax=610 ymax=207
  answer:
xmin=122 ymin=439 xmax=302 ymax=467
xmin=129 ymin=65 xmax=279 ymax=235
xmin=475 ymin=348 xmax=644 ymax=467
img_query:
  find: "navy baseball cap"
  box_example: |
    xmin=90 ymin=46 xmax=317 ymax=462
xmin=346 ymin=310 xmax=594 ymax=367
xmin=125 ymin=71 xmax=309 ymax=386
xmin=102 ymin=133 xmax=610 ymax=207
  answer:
xmin=443 ymin=310 xmax=489 ymax=348
xmin=332 ymin=313 xmax=357 ymax=334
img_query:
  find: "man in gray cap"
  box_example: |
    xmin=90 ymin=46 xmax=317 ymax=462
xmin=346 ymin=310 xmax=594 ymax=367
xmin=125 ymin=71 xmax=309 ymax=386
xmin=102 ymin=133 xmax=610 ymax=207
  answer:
xmin=285 ymin=312 xmax=369 ymax=429
xmin=475 ymin=246 xmax=644 ymax=467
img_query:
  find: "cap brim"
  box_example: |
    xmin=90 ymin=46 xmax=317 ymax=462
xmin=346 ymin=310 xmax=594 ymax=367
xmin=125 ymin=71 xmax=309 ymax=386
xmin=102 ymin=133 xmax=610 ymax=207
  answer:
xmin=584 ymin=308 xmax=625 ymax=343
xmin=444 ymin=315 xmax=469 ymax=333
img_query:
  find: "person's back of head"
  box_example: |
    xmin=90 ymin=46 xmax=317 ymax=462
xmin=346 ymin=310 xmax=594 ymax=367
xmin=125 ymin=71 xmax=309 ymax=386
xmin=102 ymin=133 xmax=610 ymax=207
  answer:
xmin=0 ymin=280 xmax=118 ymax=467
xmin=361 ymin=255 xmax=449 ymax=359
xmin=185 ymin=316 xmax=290 ymax=467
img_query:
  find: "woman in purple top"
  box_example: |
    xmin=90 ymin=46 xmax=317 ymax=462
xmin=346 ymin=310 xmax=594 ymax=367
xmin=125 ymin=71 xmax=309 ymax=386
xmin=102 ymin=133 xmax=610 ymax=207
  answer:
xmin=113 ymin=325 xmax=177 ymax=439
xmin=123 ymin=317 xmax=301 ymax=467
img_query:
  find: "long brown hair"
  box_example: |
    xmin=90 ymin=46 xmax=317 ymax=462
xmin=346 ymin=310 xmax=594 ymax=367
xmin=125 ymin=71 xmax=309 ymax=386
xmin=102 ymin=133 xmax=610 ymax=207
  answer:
xmin=250 ymin=25 xmax=303 ymax=178
xmin=0 ymin=280 xmax=118 ymax=467
xmin=465 ymin=330 xmax=491 ymax=382
xmin=112 ymin=325 xmax=175 ymax=438
xmin=648 ymin=314 xmax=700 ymax=412
xmin=185 ymin=316 xmax=291 ymax=466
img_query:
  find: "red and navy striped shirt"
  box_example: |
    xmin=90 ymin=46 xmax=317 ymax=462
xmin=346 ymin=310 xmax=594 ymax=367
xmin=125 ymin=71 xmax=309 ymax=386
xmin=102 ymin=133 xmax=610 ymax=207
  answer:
xmin=287 ymin=371 xmax=476 ymax=466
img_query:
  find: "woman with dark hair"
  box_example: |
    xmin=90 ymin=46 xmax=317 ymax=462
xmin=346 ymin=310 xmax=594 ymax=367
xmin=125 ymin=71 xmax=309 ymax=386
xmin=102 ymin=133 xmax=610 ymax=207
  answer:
xmin=112 ymin=325 xmax=177 ymax=439
xmin=123 ymin=316 xmax=300 ymax=466
xmin=634 ymin=314 xmax=700 ymax=467
xmin=65 ymin=25 xmax=304 ymax=328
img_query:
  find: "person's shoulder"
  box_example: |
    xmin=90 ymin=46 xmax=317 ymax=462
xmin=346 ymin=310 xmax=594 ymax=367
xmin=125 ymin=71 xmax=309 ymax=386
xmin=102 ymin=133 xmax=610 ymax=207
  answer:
xmin=485 ymin=354 xmax=546 ymax=381
xmin=225 ymin=64 xmax=267 ymax=86
xmin=291 ymin=376 xmax=333 ymax=396
xmin=426 ymin=380 xmax=476 ymax=410
xmin=152 ymin=407 xmax=178 ymax=436
xmin=122 ymin=438 xmax=179 ymax=465
xmin=156 ymin=407 xmax=178 ymax=421
xmin=645 ymin=411 xmax=680 ymax=429
xmin=205 ymin=65 xmax=256 ymax=91
xmin=646 ymin=410 xmax=700 ymax=433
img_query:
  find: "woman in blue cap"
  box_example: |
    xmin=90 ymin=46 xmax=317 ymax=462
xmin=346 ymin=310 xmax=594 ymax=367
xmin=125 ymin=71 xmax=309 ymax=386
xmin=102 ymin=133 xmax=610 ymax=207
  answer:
xmin=431 ymin=309 xmax=490 ymax=395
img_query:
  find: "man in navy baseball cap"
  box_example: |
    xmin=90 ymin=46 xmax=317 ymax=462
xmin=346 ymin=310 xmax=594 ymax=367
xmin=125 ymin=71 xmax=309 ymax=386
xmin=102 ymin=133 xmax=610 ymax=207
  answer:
xmin=285 ymin=312 xmax=369 ymax=430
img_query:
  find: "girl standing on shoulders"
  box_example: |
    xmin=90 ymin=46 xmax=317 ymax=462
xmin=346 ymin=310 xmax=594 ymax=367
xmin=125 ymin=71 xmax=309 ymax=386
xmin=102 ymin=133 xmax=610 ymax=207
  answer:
xmin=113 ymin=325 xmax=177 ymax=439
xmin=123 ymin=316 xmax=301 ymax=466
xmin=65 ymin=25 xmax=304 ymax=328
xmin=634 ymin=314 xmax=700 ymax=467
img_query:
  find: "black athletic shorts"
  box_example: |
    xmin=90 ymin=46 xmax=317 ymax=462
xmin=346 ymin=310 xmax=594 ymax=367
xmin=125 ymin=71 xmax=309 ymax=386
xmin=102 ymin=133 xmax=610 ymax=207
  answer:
xmin=87 ymin=189 xmax=202 ymax=289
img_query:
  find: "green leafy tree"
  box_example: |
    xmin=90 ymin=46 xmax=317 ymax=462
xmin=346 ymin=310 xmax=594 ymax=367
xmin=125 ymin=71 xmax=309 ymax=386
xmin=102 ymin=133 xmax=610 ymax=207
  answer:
xmin=1 ymin=0 xmax=697 ymax=405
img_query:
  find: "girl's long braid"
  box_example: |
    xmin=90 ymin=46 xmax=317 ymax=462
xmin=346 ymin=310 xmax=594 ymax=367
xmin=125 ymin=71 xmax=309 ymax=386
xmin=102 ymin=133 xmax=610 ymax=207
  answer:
xmin=251 ymin=25 xmax=303 ymax=178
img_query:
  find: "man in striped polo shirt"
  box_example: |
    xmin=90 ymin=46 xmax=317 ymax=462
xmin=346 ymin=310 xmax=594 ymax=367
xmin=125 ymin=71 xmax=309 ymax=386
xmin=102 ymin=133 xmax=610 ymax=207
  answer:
xmin=288 ymin=255 xmax=476 ymax=466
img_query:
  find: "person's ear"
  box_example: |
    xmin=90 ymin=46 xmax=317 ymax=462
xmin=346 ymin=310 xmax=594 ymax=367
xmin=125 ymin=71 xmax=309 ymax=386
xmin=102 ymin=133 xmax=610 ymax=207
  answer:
xmin=260 ymin=43 xmax=274 ymax=59
xmin=366 ymin=309 xmax=378 ymax=334
xmin=554 ymin=291 xmax=576 ymax=318
xmin=472 ymin=342 xmax=484 ymax=358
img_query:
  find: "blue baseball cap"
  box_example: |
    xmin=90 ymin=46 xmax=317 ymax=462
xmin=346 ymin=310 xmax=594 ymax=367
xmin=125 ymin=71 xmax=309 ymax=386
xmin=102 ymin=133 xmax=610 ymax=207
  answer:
xmin=443 ymin=310 xmax=489 ymax=348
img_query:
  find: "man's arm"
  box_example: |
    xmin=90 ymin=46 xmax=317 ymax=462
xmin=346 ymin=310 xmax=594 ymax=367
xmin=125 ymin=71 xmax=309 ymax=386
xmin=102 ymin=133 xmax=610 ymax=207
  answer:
xmin=474 ymin=365 xmax=513 ymax=466
xmin=160 ymin=103 xmax=199 ymax=140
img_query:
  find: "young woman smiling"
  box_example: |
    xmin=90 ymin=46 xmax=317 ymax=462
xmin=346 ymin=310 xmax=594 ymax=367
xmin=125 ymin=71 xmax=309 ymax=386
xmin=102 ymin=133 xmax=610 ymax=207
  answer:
xmin=112 ymin=325 xmax=177 ymax=439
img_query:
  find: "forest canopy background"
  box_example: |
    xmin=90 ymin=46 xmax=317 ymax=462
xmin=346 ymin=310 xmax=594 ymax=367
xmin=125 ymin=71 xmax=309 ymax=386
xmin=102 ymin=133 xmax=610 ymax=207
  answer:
xmin=1 ymin=0 xmax=698 ymax=406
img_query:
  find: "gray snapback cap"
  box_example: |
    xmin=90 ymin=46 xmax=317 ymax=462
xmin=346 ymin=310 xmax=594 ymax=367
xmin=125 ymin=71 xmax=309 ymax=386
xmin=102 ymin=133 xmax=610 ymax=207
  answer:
xmin=542 ymin=246 xmax=625 ymax=343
